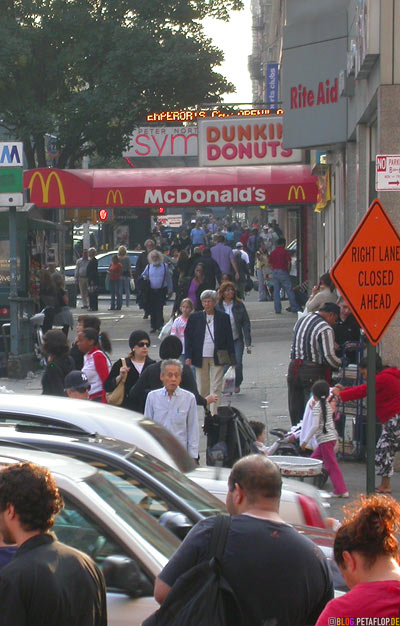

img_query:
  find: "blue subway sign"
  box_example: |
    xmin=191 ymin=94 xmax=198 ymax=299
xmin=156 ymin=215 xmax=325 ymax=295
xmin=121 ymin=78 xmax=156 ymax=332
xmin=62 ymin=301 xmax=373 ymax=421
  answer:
xmin=0 ymin=143 xmax=23 ymax=167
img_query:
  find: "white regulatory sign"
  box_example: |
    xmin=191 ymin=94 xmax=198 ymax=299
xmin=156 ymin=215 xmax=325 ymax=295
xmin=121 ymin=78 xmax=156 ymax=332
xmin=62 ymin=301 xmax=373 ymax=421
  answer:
xmin=376 ymin=155 xmax=400 ymax=191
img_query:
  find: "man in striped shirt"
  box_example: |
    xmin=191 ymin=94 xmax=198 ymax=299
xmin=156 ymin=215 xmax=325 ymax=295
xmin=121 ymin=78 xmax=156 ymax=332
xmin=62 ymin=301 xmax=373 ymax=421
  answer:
xmin=287 ymin=302 xmax=341 ymax=425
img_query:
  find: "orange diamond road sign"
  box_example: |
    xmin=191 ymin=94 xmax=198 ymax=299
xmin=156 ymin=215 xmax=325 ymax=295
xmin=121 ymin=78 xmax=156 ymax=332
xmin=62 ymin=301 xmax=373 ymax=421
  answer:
xmin=331 ymin=199 xmax=400 ymax=346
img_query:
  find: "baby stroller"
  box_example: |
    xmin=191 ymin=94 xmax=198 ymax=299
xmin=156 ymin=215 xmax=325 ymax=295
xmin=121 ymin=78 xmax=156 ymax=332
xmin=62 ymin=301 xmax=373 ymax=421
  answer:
xmin=203 ymin=406 xmax=258 ymax=468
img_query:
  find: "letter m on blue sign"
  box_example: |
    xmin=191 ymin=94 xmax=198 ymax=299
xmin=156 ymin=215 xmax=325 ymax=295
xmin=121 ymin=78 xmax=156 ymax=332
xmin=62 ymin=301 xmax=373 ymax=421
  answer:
xmin=0 ymin=144 xmax=21 ymax=165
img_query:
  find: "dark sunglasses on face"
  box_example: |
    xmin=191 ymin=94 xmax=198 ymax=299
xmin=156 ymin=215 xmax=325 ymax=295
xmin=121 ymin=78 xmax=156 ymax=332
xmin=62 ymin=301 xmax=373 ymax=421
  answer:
xmin=136 ymin=341 xmax=150 ymax=347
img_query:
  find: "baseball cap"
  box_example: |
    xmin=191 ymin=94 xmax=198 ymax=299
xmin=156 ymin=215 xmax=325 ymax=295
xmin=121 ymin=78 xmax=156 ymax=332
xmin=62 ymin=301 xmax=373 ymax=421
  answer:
xmin=319 ymin=302 xmax=340 ymax=316
xmin=64 ymin=370 xmax=90 ymax=390
xmin=236 ymin=242 xmax=243 ymax=247
xmin=263 ymin=225 xmax=268 ymax=230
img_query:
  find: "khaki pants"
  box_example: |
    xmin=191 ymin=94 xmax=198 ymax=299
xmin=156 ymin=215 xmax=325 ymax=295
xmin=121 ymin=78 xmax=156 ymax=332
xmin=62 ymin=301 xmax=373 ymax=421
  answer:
xmin=78 ymin=277 xmax=89 ymax=307
xmin=196 ymin=357 xmax=224 ymax=414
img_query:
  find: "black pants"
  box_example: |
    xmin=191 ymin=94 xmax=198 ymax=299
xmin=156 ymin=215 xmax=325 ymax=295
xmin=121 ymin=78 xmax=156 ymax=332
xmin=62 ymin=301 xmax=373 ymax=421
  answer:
xmin=88 ymin=286 xmax=98 ymax=311
xmin=287 ymin=360 xmax=329 ymax=426
xmin=149 ymin=288 xmax=165 ymax=331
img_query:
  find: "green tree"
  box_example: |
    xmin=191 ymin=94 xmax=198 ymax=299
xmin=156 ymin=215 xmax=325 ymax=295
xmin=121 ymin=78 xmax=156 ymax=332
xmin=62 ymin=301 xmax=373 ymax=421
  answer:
xmin=0 ymin=0 xmax=243 ymax=168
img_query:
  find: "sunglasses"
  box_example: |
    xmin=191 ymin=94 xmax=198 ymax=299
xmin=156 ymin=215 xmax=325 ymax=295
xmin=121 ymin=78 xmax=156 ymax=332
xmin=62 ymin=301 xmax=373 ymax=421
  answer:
xmin=136 ymin=341 xmax=150 ymax=347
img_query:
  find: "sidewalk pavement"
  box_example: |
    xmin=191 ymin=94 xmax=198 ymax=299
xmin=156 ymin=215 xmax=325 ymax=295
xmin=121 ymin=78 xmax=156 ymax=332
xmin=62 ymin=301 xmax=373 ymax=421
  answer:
xmin=0 ymin=294 xmax=396 ymax=521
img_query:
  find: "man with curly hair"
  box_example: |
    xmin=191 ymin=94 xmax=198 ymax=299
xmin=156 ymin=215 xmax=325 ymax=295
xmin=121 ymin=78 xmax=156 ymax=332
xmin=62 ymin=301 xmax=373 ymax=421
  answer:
xmin=0 ymin=462 xmax=107 ymax=625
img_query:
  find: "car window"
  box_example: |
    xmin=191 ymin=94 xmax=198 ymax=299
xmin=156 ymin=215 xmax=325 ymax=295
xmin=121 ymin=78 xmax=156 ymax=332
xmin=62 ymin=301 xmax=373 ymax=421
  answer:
xmin=55 ymin=495 xmax=129 ymax=566
xmin=139 ymin=420 xmax=196 ymax=473
xmin=84 ymin=471 xmax=179 ymax=559
xmin=0 ymin=413 xmax=88 ymax=435
xmin=97 ymin=255 xmax=112 ymax=268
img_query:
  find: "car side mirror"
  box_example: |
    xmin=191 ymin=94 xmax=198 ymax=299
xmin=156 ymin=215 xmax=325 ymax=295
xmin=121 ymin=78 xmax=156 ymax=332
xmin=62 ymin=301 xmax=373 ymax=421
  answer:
xmin=102 ymin=555 xmax=153 ymax=598
xmin=159 ymin=511 xmax=192 ymax=540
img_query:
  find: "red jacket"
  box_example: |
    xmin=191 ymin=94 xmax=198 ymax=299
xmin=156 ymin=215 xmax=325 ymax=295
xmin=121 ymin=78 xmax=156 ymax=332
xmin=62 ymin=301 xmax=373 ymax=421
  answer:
xmin=339 ymin=367 xmax=400 ymax=424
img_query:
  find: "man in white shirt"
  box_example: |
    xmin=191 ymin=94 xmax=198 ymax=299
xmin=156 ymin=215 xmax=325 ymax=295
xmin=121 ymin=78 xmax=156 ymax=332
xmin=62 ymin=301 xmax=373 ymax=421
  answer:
xmin=144 ymin=359 xmax=199 ymax=460
xmin=235 ymin=242 xmax=250 ymax=265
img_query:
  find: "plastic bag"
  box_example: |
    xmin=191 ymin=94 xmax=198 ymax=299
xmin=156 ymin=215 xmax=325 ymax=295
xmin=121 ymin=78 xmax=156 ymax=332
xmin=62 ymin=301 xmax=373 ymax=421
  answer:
xmin=222 ymin=366 xmax=236 ymax=395
xmin=158 ymin=317 xmax=174 ymax=341
xmin=130 ymin=278 xmax=135 ymax=291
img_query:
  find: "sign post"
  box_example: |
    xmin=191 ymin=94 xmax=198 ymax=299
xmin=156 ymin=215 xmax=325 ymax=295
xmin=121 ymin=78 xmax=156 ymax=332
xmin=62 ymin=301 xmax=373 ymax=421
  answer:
xmin=0 ymin=143 xmax=24 ymax=357
xmin=331 ymin=198 xmax=400 ymax=493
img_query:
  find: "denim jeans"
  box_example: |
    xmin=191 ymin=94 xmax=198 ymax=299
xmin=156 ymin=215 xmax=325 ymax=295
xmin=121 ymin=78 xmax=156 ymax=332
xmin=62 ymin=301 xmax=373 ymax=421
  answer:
xmin=110 ymin=279 xmax=122 ymax=309
xmin=121 ymin=275 xmax=130 ymax=307
xmin=272 ymin=269 xmax=298 ymax=313
xmin=233 ymin=337 xmax=244 ymax=388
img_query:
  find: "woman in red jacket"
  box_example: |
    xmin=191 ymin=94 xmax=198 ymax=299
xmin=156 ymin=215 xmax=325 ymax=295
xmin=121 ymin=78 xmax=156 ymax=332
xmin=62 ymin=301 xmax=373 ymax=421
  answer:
xmin=77 ymin=327 xmax=112 ymax=403
xmin=333 ymin=355 xmax=400 ymax=494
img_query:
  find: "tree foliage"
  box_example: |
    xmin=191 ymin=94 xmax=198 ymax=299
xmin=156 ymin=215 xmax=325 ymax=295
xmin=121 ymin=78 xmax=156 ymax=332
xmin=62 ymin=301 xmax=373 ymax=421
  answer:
xmin=0 ymin=0 xmax=243 ymax=168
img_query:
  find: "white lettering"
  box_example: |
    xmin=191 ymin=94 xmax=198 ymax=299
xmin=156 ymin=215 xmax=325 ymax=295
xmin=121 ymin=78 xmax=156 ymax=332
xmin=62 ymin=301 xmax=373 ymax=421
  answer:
xmin=144 ymin=189 xmax=163 ymax=204
xmin=163 ymin=190 xmax=175 ymax=203
xmin=255 ymin=188 xmax=266 ymax=201
xmin=176 ymin=189 xmax=191 ymax=203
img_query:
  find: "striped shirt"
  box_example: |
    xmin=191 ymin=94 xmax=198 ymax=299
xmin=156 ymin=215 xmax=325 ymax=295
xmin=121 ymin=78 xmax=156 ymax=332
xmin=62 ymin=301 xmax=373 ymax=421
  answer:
xmin=290 ymin=313 xmax=341 ymax=369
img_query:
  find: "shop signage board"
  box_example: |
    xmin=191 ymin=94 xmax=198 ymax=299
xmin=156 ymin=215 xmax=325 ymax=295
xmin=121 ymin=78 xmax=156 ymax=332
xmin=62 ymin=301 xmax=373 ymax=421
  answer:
xmin=376 ymin=155 xmax=400 ymax=191
xmin=331 ymin=199 xmax=400 ymax=345
xmin=158 ymin=215 xmax=183 ymax=227
xmin=198 ymin=117 xmax=302 ymax=166
xmin=123 ymin=127 xmax=198 ymax=158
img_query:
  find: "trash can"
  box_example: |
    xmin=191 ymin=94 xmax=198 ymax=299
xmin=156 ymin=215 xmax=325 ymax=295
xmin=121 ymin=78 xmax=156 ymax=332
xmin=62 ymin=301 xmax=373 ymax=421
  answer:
xmin=66 ymin=282 xmax=77 ymax=308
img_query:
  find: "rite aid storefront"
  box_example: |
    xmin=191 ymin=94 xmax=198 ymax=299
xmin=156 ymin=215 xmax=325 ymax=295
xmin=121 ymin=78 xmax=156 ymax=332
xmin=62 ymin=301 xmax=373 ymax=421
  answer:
xmin=24 ymin=164 xmax=318 ymax=280
xmin=281 ymin=1 xmax=349 ymax=283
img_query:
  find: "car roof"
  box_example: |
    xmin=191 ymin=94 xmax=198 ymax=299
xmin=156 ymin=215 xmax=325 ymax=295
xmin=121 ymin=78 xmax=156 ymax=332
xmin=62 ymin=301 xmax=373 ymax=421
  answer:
xmin=0 ymin=443 xmax=96 ymax=480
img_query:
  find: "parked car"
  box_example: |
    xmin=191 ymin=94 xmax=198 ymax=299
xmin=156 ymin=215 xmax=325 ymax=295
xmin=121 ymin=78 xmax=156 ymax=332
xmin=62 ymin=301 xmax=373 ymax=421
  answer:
xmin=0 ymin=427 xmax=226 ymax=537
xmin=63 ymin=250 xmax=143 ymax=293
xmin=0 ymin=395 xmax=330 ymax=529
xmin=0 ymin=444 xmax=179 ymax=625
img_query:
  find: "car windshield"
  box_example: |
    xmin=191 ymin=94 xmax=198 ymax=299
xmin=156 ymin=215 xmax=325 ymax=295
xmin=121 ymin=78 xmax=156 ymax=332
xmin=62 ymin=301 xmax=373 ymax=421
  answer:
xmin=85 ymin=471 xmax=179 ymax=559
xmin=127 ymin=448 xmax=227 ymax=517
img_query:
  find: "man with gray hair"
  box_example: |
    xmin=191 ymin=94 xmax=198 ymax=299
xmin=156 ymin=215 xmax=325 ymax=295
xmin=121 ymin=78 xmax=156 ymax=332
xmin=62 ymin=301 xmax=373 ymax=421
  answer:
xmin=144 ymin=359 xmax=199 ymax=460
xmin=154 ymin=455 xmax=333 ymax=625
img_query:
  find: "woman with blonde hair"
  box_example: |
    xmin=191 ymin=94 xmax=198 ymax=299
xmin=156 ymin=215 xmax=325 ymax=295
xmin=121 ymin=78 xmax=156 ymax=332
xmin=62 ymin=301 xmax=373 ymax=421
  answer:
xmin=118 ymin=245 xmax=132 ymax=308
xmin=216 ymin=281 xmax=251 ymax=394
xmin=316 ymin=494 xmax=400 ymax=623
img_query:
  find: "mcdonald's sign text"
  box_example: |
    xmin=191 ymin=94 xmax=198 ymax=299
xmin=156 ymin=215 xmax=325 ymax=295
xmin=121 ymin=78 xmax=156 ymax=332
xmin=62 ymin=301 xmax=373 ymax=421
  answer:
xmin=106 ymin=189 xmax=123 ymax=205
xmin=28 ymin=171 xmax=66 ymax=205
xmin=288 ymin=185 xmax=306 ymax=202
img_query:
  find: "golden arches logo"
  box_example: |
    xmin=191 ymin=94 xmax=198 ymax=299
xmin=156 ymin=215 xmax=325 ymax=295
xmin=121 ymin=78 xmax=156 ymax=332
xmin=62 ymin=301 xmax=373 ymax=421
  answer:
xmin=106 ymin=189 xmax=123 ymax=205
xmin=28 ymin=171 xmax=66 ymax=205
xmin=288 ymin=185 xmax=306 ymax=202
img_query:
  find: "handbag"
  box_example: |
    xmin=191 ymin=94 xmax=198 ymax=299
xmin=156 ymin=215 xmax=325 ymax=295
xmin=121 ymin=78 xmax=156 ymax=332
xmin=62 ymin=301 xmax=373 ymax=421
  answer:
xmin=106 ymin=358 xmax=127 ymax=406
xmin=205 ymin=315 xmax=235 ymax=366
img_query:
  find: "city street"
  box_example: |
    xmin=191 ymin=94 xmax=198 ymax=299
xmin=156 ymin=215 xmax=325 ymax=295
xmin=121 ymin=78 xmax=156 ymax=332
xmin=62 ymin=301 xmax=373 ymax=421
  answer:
xmin=1 ymin=291 xmax=394 ymax=522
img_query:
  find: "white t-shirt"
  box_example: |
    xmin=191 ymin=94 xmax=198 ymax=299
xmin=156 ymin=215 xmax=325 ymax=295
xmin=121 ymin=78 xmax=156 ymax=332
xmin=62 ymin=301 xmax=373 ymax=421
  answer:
xmin=223 ymin=301 xmax=239 ymax=340
xmin=131 ymin=360 xmax=145 ymax=374
xmin=203 ymin=314 xmax=215 ymax=357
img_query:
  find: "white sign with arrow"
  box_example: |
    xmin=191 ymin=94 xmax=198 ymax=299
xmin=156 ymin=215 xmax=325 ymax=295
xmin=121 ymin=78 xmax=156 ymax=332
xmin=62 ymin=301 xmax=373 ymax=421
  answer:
xmin=376 ymin=155 xmax=400 ymax=191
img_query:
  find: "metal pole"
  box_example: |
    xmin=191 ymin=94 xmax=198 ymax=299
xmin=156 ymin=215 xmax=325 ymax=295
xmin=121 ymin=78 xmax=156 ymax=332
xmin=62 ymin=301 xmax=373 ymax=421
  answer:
xmin=366 ymin=340 xmax=376 ymax=494
xmin=9 ymin=205 xmax=18 ymax=355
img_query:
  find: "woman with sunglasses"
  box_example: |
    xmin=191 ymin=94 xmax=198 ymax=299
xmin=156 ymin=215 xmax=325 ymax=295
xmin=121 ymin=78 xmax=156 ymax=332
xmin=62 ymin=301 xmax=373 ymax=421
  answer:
xmin=104 ymin=330 xmax=155 ymax=411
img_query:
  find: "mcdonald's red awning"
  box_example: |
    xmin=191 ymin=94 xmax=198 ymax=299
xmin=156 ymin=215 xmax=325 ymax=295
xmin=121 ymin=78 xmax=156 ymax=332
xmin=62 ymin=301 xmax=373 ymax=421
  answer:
xmin=24 ymin=165 xmax=317 ymax=209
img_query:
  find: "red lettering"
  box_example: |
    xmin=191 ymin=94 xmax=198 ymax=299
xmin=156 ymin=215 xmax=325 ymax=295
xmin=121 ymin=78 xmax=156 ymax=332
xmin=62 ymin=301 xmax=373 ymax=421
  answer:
xmin=151 ymin=135 xmax=169 ymax=157
xmin=281 ymin=147 xmax=293 ymax=157
xmin=317 ymin=81 xmax=325 ymax=105
xmin=268 ymin=141 xmax=280 ymax=157
xmin=207 ymin=145 xmax=220 ymax=160
xmin=238 ymin=143 xmax=252 ymax=159
xmin=254 ymin=142 xmax=267 ymax=158
xmin=206 ymin=127 xmax=220 ymax=142
xmin=291 ymin=87 xmax=298 ymax=108
xmin=307 ymin=90 xmax=314 ymax=107
xmin=135 ymin=135 xmax=151 ymax=156
xmin=222 ymin=126 xmax=235 ymax=142
xmin=238 ymin=125 xmax=251 ymax=141
xmin=221 ymin=144 xmax=237 ymax=160
xmin=330 ymin=78 xmax=338 ymax=102
xmin=254 ymin=124 xmax=267 ymax=140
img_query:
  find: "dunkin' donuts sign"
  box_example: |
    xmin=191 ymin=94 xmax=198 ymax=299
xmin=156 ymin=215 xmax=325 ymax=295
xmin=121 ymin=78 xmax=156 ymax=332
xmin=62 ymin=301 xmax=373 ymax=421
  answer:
xmin=198 ymin=117 xmax=302 ymax=166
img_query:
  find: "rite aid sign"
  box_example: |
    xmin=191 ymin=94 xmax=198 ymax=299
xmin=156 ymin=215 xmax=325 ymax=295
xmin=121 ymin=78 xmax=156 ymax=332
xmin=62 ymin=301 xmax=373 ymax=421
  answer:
xmin=198 ymin=117 xmax=302 ymax=166
xmin=376 ymin=155 xmax=400 ymax=191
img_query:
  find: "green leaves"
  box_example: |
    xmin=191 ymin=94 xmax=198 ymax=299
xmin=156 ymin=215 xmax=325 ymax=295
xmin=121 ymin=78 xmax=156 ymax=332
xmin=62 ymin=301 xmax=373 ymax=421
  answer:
xmin=0 ymin=0 xmax=243 ymax=167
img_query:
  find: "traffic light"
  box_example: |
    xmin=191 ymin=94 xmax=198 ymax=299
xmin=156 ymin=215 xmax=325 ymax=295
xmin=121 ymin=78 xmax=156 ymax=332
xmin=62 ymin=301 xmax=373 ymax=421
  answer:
xmin=98 ymin=208 xmax=109 ymax=222
xmin=158 ymin=207 xmax=166 ymax=215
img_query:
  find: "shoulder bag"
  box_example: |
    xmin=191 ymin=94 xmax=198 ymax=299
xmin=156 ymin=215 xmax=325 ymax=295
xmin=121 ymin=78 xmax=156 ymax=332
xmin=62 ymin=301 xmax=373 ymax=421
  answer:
xmin=205 ymin=314 xmax=234 ymax=366
xmin=107 ymin=358 xmax=127 ymax=406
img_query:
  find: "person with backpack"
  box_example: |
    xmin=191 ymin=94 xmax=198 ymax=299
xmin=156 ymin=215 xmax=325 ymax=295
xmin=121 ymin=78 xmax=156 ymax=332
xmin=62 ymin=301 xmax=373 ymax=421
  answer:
xmin=153 ymin=455 xmax=333 ymax=626
xmin=140 ymin=249 xmax=173 ymax=333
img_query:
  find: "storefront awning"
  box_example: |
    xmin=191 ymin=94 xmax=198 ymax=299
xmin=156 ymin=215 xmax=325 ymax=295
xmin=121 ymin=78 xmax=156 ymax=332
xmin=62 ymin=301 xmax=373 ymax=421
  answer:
xmin=24 ymin=165 xmax=317 ymax=209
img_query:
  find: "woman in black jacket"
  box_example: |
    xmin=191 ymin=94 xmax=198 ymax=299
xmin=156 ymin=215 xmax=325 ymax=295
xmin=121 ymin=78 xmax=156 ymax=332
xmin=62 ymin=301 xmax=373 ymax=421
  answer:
xmin=129 ymin=335 xmax=217 ymax=414
xmin=41 ymin=330 xmax=74 ymax=396
xmin=104 ymin=330 xmax=154 ymax=411
xmin=216 ymin=281 xmax=252 ymax=394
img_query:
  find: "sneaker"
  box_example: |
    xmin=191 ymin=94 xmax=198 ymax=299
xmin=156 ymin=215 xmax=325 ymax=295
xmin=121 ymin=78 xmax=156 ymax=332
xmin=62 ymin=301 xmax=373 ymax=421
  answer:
xmin=331 ymin=492 xmax=349 ymax=498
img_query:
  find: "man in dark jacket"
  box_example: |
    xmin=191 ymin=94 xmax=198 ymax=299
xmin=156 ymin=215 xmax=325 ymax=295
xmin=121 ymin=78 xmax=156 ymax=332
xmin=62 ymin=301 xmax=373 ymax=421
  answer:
xmin=185 ymin=289 xmax=235 ymax=413
xmin=0 ymin=462 xmax=107 ymax=626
